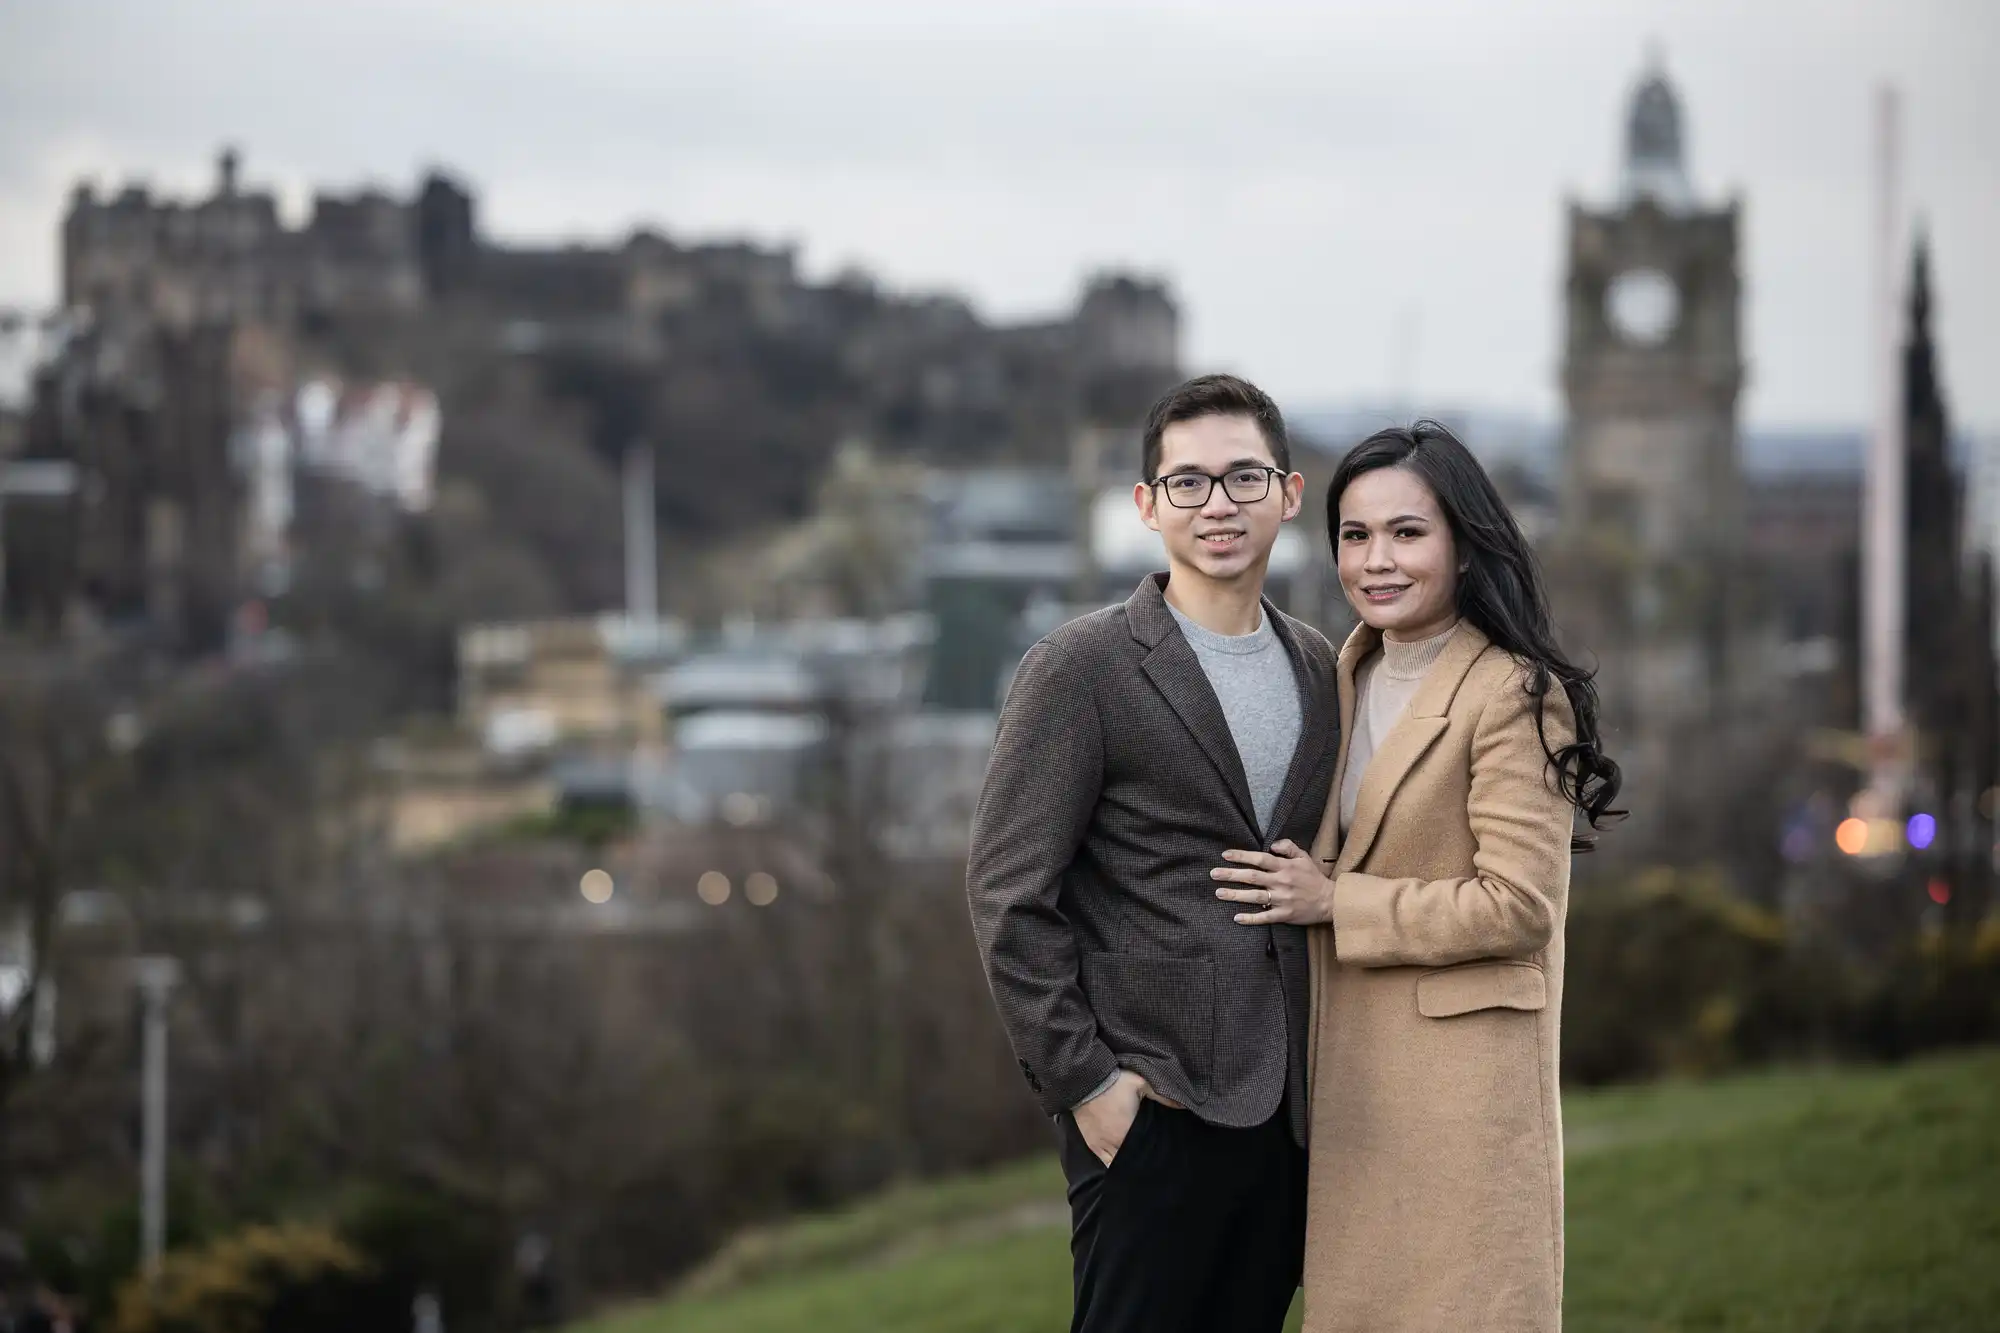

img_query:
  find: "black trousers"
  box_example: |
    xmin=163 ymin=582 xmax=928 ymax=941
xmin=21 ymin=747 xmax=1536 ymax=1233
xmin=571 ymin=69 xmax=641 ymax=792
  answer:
xmin=1056 ymin=1096 xmax=1306 ymax=1333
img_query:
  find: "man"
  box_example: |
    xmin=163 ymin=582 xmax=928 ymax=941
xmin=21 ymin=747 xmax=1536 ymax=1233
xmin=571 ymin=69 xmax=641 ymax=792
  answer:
xmin=967 ymin=374 xmax=1340 ymax=1333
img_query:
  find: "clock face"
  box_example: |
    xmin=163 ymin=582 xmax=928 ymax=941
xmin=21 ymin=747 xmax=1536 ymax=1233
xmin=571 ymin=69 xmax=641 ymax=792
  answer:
xmin=1605 ymin=268 xmax=1679 ymax=346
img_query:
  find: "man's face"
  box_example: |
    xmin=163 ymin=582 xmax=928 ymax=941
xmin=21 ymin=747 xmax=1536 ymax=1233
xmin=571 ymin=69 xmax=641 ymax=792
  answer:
xmin=1134 ymin=413 xmax=1303 ymax=589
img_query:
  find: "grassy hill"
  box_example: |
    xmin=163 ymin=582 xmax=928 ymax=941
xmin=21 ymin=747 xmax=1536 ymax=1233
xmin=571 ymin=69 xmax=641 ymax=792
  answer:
xmin=572 ymin=1048 xmax=2000 ymax=1333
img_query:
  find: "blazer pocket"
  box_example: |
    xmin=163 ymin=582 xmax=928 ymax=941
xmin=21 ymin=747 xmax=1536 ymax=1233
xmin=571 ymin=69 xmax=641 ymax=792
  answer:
xmin=1415 ymin=960 xmax=1547 ymax=1019
xmin=1080 ymin=952 xmax=1215 ymax=1101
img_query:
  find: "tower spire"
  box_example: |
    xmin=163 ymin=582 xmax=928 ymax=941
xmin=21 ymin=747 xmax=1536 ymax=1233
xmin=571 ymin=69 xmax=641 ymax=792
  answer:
xmin=1908 ymin=221 xmax=1932 ymax=342
xmin=1621 ymin=52 xmax=1693 ymax=211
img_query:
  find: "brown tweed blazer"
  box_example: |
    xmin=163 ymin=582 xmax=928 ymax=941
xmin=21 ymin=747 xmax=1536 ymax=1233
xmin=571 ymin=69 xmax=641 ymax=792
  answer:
xmin=966 ymin=573 xmax=1340 ymax=1142
xmin=1303 ymin=622 xmax=1576 ymax=1332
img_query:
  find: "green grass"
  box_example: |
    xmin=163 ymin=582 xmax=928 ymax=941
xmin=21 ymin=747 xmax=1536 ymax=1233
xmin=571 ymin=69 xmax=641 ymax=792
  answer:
xmin=666 ymin=1158 xmax=1069 ymax=1301
xmin=574 ymin=1049 xmax=2000 ymax=1333
xmin=1564 ymin=1052 xmax=2000 ymax=1331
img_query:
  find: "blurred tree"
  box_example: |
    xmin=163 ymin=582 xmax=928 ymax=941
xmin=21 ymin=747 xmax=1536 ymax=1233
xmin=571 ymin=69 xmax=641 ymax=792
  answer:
xmin=432 ymin=371 xmax=624 ymax=616
xmin=0 ymin=651 xmax=136 ymax=1232
xmin=709 ymin=439 xmax=927 ymax=621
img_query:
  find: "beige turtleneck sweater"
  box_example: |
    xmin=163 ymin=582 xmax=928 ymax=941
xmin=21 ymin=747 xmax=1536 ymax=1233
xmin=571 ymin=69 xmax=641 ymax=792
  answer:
xmin=1339 ymin=622 xmax=1459 ymax=834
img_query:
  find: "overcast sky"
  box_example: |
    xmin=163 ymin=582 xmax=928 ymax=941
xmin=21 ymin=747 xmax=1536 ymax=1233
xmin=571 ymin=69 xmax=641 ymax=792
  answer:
xmin=1 ymin=0 xmax=1993 ymax=430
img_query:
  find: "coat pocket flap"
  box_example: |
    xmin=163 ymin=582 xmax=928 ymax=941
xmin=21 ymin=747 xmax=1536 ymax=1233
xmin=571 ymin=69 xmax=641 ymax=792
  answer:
xmin=1416 ymin=961 xmax=1547 ymax=1018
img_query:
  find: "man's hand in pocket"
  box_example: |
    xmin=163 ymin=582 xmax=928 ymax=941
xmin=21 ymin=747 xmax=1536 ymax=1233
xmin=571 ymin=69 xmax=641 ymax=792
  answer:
xmin=1073 ymin=1069 xmax=1182 ymax=1166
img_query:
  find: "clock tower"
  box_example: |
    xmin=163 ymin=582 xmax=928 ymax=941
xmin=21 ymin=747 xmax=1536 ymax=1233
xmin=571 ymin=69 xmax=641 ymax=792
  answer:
xmin=1558 ymin=56 xmax=1746 ymax=851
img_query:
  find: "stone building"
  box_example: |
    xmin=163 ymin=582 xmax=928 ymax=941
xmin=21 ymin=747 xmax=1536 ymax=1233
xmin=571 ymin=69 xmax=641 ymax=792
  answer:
xmin=59 ymin=149 xmax=1178 ymax=462
xmin=1554 ymin=56 xmax=1757 ymax=859
xmin=1073 ymin=272 xmax=1181 ymax=424
xmin=64 ymin=148 xmax=424 ymax=330
xmin=26 ymin=146 xmax=1182 ymax=661
xmin=2 ymin=318 xmax=290 ymax=650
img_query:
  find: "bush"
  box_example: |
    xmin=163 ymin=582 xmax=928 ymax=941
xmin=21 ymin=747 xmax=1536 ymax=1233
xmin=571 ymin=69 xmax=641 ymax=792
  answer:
xmin=1564 ymin=867 xmax=2000 ymax=1085
xmin=108 ymin=1223 xmax=371 ymax=1333
xmin=334 ymin=1184 xmax=507 ymax=1333
xmin=1845 ymin=922 xmax=2000 ymax=1060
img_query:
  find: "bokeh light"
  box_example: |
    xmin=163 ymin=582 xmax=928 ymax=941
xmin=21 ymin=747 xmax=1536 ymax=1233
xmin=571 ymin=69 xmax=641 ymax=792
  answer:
xmin=1906 ymin=813 xmax=1937 ymax=851
xmin=1927 ymin=878 xmax=1951 ymax=905
xmin=1834 ymin=818 xmax=1869 ymax=856
xmin=745 ymin=872 xmax=779 ymax=907
xmin=697 ymin=871 xmax=731 ymax=906
xmin=579 ymin=868 xmax=614 ymax=904
xmin=721 ymin=792 xmax=764 ymax=826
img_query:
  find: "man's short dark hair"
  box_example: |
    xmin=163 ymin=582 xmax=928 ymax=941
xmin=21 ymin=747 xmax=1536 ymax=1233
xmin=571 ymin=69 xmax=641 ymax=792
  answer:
xmin=1140 ymin=373 xmax=1289 ymax=480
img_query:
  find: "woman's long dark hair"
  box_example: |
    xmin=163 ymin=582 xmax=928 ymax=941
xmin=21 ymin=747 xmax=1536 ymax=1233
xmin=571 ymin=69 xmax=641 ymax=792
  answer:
xmin=1328 ymin=421 xmax=1624 ymax=850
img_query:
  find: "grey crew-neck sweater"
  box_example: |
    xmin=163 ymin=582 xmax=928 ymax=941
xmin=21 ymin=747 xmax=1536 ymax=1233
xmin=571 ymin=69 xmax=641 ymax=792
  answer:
xmin=1339 ymin=623 xmax=1459 ymax=834
xmin=1165 ymin=600 xmax=1303 ymax=837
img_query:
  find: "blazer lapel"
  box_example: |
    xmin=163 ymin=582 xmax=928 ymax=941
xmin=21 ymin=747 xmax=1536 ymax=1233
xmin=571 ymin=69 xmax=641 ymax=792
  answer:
xmin=1262 ymin=605 xmax=1332 ymax=843
xmin=1324 ymin=623 xmax=1495 ymax=874
xmin=1127 ymin=574 xmax=1259 ymax=836
xmin=1142 ymin=630 xmax=1259 ymax=835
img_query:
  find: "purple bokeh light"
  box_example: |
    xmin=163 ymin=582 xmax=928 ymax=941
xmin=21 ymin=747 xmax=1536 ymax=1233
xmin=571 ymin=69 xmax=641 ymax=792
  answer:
xmin=1906 ymin=813 xmax=1937 ymax=851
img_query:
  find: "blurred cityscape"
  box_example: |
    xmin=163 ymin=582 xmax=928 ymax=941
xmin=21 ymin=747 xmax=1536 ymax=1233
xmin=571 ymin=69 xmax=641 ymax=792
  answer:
xmin=0 ymin=35 xmax=1996 ymax=1333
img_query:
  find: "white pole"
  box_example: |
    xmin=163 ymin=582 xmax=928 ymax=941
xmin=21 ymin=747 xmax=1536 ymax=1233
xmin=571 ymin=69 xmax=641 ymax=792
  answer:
xmin=132 ymin=956 xmax=180 ymax=1277
xmin=143 ymin=991 xmax=167 ymax=1270
xmin=623 ymin=444 xmax=658 ymax=624
xmin=1862 ymin=83 xmax=1906 ymax=813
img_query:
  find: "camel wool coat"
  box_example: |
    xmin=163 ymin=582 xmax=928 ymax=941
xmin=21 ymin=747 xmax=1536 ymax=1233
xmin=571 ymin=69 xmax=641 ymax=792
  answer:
xmin=1302 ymin=622 xmax=1575 ymax=1333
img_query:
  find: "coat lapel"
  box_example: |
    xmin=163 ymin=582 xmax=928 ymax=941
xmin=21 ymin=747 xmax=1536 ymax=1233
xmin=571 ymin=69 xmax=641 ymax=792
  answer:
xmin=1309 ymin=625 xmax=1371 ymax=868
xmin=1141 ymin=632 xmax=1260 ymax=835
xmin=1336 ymin=718 xmax=1450 ymax=873
xmin=1127 ymin=574 xmax=1258 ymax=836
xmin=1261 ymin=610 xmax=1332 ymax=843
xmin=1318 ymin=622 xmax=1495 ymax=874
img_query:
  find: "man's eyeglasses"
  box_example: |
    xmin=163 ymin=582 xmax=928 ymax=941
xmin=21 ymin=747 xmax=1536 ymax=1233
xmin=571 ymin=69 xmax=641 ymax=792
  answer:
xmin=1148 ymin=466 xmax=1284 ymax=509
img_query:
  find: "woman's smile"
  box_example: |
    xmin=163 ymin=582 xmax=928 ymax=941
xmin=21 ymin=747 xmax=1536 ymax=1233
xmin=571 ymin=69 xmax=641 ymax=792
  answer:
xmin=1337 ymin=465 xmax=1461 ymax=642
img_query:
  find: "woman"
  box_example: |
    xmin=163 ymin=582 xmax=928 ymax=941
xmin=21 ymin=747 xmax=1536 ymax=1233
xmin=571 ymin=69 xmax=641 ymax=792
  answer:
xmin=1209 ymin=421 xmax=1622 ymax=1331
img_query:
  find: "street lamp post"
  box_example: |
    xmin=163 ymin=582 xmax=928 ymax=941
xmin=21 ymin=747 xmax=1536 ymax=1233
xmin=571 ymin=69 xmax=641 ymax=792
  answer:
xmin=130 ymin=955 xmax=180 ymax=1277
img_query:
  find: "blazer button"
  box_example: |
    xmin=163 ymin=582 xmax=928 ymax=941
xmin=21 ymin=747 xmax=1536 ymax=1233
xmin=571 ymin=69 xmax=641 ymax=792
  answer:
xmin=1265 ymin=937 xmax=1277 ymax=959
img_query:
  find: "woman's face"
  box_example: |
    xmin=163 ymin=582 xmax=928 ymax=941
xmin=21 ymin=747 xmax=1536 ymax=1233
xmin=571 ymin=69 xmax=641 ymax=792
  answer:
xmin=1336 ymin=464 xmax=1461 ymax=642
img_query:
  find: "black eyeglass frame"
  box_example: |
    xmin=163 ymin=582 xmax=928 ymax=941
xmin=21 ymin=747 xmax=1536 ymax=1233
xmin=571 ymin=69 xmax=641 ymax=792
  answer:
xmin=1146 ymin=465 xmax=1286 ymax=509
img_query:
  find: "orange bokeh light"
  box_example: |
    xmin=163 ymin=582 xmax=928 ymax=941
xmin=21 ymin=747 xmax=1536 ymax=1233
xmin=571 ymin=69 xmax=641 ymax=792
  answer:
xmin=1835 ymin=817 xmax=1869 ymax=856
